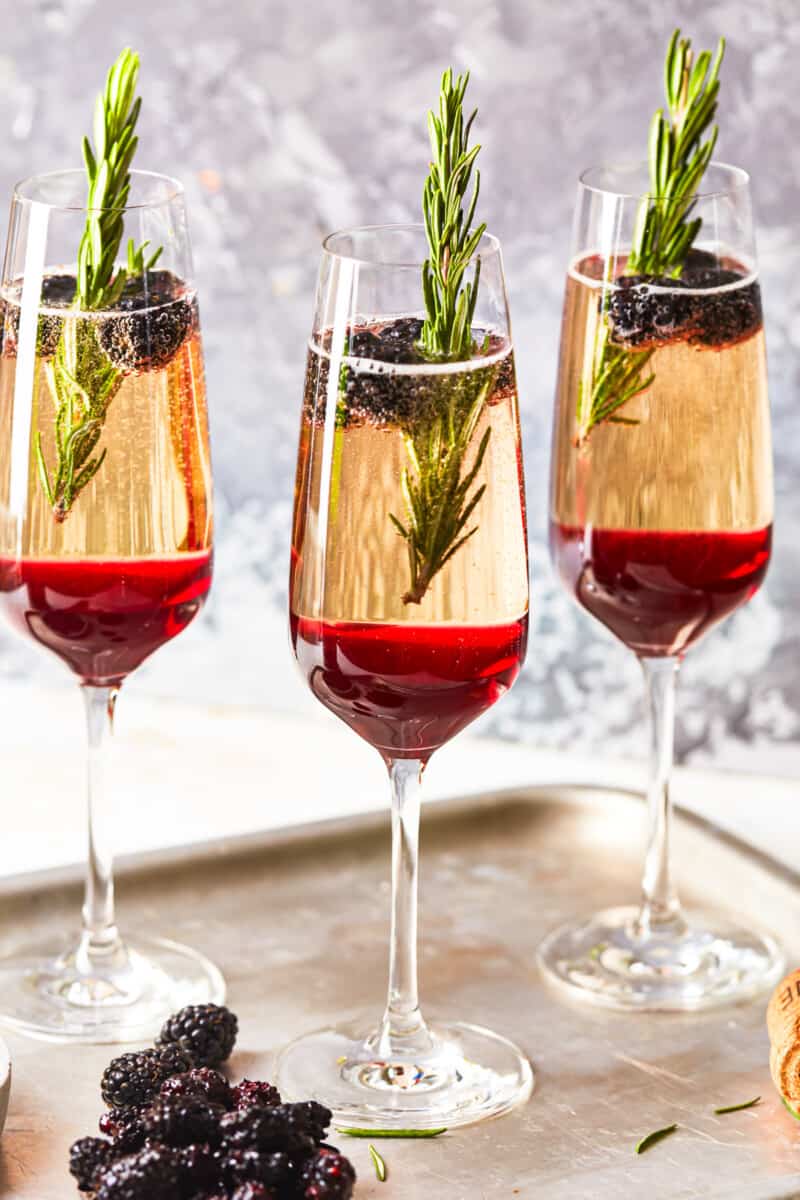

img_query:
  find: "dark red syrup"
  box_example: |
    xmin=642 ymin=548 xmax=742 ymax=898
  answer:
xmin=290 ymin=614 xmax=528 ymax=762
xmin=0 ymin=552 xmax=212 ymax=684
xmin=550 ymin=523 xmax=771 ymax=657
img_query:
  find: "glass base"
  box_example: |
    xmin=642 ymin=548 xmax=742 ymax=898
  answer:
xmin=276 ymin=1012 xmax=533 ymax=1130
xmin=0 ymin=933 xmax=225 ymax=1043
xmin=538 ymin=906 xmax=784 ymax=1011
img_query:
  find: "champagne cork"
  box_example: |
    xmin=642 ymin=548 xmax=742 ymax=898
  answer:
xmin=767 ymin=968 xmax=800 ymax=1108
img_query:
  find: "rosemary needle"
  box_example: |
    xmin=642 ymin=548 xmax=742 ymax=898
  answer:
xmin=368 ymin=1143 xmax=387 ymax=1182
xmin=714 ymin=1096 xmax=761 ymax=1115
xmin=781 ymin=1097 xmax=800 ymax=1121
xmin=635 ymin=1123 xmax=678 ymax=1154
xmin=335 ymin=1126 xmax=447 ymax=1138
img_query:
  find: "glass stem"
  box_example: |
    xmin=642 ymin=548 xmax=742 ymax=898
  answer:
xmin=636 ymin=657 xmax=686 ymax=937
xmin=79 ymin=684 xmax=123 ymax=960
xmin=376 ymin=758 xmax=434 ymax=1059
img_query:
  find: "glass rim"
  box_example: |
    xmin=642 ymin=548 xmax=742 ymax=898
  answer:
xmin=322 ymin=222 xmax=502 ymax=268
xmin=11 ymin=168 xmax=184 ymax=213
xmin=578 ymin=160 xmax=750 ymax=202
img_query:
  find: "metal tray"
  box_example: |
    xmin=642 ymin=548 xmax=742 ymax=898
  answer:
xmin=1 ymin=784 xmax=799 ymax=1199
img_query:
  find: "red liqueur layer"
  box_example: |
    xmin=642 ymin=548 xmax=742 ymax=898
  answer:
xmin=550 ymin=524 xmax=771 ymax=657
xmin=291 ymin=614 xmax=528 ymax=762
xmin=0 ymin=552 xmax=212 ymax=684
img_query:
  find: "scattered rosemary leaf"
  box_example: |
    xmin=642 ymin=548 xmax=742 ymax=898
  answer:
xmin=635 ymin=1123 xmax=678 ymax=1154
xmin=369 ymin=1143 xmax=387 ymax=1182
xmin=781 ymin=1097 xmax=800 ymax=1121
xmin=336 ymin=1126 xmax=447 ymax=1139
xmin=714 ymin=1096 xmax=761 ymax=1115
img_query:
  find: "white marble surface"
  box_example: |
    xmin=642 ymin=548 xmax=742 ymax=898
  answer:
xmin=1 ymin=686 xmax=797 ymax=884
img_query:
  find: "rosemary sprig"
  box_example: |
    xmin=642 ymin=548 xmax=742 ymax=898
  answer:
xmin=36 ymin=48 xmax=159 ymax=520
xmin=635 ymin=1123 xmax=678 ymax=1154
xmin=628 ymin=31 xmax=724 ymax=276
xmin=368 ymin=1143 xmax=387 ymax=1182
xmin=714 ymin=1096 xmax=761 ymax=1114
xmin=576 ymin=29 xmax=725 ymax=446
xmin=391 ymin=68 xmax=495 ymax=605
xmin=419 ymin=68 xmax=486 ymax=360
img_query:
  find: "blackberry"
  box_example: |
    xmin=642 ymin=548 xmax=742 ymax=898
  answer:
xmin=156 ymin=1042 xmax=196 ymax=1076
xmin=682 ymin=267 xmax=763 ymax=347
xmin=298 ymin=1146 xmax=356 ymax=1200
xmin=68 ymin=1136 xmax=115 ymax=1192
xmin=139 ymin=1095 xmax=225 ymax=1147
xmin=218 ymin=1147 xmax=296 ymax=1191
xmin=606 ymin=248 xmax=763 ymax=353
xmin=306 ymin=319 xmax=511 ymax=432
xmin=606 ymin=274 xmax=697 ymax=349
xmin=40 ymin=273 xmax=79 ymax=307
xmin=99 ymin=1106 xmax=147 ymax=1153
xmin=95 ymin=1145 xmax=181 ymax=1200
xmin=349 ymin=317 xmax=425 ymax=365
xmin=176 ymin=1142 xmax=219 ymax=1192
xmin=101 ymin=1044 xmax=194 ymax=1108
xmin=97 ymin=270 xmax=194 ymax=372
xmin=337 ymin=362 xmax=419 ymax=428
xmin=289 ymin=1101 xmax=332 ymax=1143
xmin=1 ymin=273 xmax=77 ymax=360
xmin=231 ymin=1078 xmax=281 ymax=1111
xmin=158 ymin=1003 xmax=238 ymax=1067
xmin=161 ymin=1066 xmax=233 ymax=1109
xmin=230 ymin=1185 xmax=273 ymax=1200
xmin=101 ymin=1050 xmax=170 ymax=1108
xmin=219 ymin=1102 xmax=328 ymax=1155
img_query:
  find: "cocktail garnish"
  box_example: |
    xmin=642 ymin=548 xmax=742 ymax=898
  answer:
xmin=390 ymin=69 xmax=497 ymax=604
xmin=36 ymin=48 xmax=162 ymax=520
xmin=576 ymin=29 xmax=725 ymax=445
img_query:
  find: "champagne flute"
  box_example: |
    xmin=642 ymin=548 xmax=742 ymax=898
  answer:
xmin=0 ymin=168 xmax=222 ymax=1040
xmin=277 ymin=223 xmax=533 ymax=1128
xmin=540 ymin=161 xmax=782 ymax=1009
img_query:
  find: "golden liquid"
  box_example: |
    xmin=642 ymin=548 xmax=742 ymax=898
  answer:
xmin=0 ymin=295 xmax=212 ymax=558
xmin=291 ymin=341 xmax=529 ymax=624
xmin=551 ymin=259 xmax=772 ymax=531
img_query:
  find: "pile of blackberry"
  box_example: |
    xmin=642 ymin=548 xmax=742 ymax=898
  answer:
xmin=605 ymin=249 xmax=763 ymax=350
xmin=0 ymin=268 xmax=194 ymax=371
xmin=303 ymin=317 xmax=515 ymax=431
xmin=96 ymin=269 xmax=195 ymax=372
xmin=68 ymin=1003 xmax=356 ymax=1200
xmin=0 ymin=273 xmax=77 ymax=359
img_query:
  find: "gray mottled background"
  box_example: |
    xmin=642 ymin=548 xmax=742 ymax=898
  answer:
xmin=0 ymin=0 xmax=798 ymax=774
